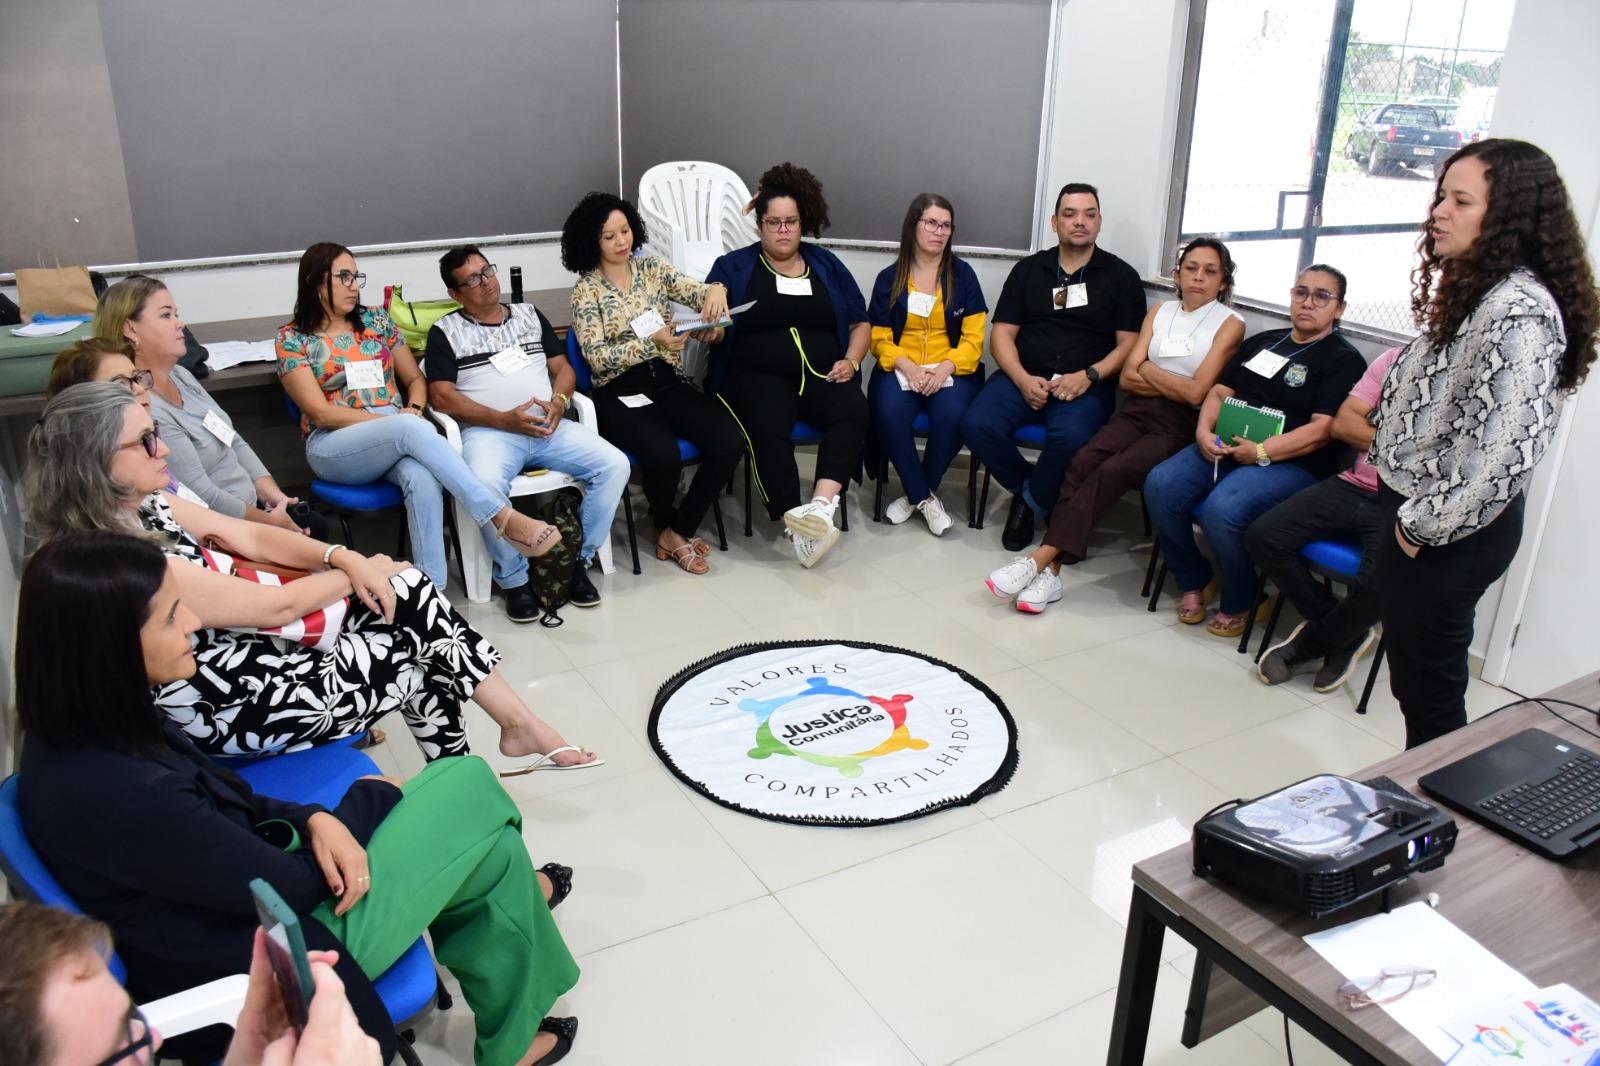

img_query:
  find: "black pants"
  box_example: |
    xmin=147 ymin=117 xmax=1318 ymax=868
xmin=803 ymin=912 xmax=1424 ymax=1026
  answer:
xmin=719 ymin=369 xmax=868 ymax=520
xmin=1243 ymin=477 xmax=1383 ymax=653
xmin=1375 ymin=483 xmax=1524 ymax=749
xmin=592 ymin=360 xmax=743 ymax=539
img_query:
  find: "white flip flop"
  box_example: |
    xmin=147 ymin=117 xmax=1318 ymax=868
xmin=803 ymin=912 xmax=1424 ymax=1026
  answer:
xmin=500 ymin=745 xmax=606 ymax=778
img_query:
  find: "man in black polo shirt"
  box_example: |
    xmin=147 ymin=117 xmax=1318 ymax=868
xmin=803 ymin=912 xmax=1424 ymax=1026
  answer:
xmin=960 ymin=183 xmax=1146 ymax=551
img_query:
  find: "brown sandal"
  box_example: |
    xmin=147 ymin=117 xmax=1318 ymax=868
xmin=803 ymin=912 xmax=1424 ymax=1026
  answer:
xmin=1175 ymin=577 xmax=1221 ymax=625
xmin=493 ymin=509 xmax=561 ymax=558
xmin=656 ymin=537 xmax=709 ymax=574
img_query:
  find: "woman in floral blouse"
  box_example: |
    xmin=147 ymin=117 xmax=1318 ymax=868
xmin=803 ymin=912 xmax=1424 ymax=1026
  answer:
xmin=278 ymin=242 xmax=560 ymax=590
xmin=563 ymin=193 xmax=742 ymax=575
xmin=1374 ymin=138 xmax=1598 ymax=748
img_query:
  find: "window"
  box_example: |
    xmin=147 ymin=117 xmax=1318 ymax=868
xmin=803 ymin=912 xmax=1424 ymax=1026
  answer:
xmin=1168 ymin=0 xmax=1516 ymax=334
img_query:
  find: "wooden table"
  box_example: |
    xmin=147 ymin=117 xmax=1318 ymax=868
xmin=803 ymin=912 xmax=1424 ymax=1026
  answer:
xmin=1106 ymin=673 xmax=1600 ymax=1065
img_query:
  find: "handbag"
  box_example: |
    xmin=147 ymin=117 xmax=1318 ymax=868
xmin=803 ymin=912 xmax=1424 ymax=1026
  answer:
xmin=14 ymin=252 xmax=98 ymax=321
xmin=198 ymin=544 xmax=350 ymax=652
xmin=386 ymin=284 xmax=460 ymax=355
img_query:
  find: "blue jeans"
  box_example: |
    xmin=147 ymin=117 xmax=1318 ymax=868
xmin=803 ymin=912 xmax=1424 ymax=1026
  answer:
xmin=959 ymin=374 xmax=1116 ymax=514
xmin=461 ymin=419 xmax=630 ymax=586
xmin=868 ymin=368 xmax=982 ymax=504
xmin=1144 ymin=444 xmax=1318 ymax=614
xmin=306 ymin=407 xmax=510 ymax=589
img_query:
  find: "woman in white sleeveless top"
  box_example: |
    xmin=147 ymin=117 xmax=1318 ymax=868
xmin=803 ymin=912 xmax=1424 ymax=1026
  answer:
xmin=985 ymin=238 xmax=1244 ymax=614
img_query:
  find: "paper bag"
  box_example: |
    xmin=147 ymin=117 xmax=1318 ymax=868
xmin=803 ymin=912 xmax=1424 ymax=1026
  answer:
xmin=15 ymin=253 xmax=98 ymax=321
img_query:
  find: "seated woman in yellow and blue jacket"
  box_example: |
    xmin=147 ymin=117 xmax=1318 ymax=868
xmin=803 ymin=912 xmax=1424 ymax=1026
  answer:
xmin=867 ymin=194 xmax=987 ymax=536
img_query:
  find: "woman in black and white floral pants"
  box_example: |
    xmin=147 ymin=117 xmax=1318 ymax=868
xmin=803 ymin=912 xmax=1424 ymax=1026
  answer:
xmin=26 ymin=381 xmax=602 ymax=772
xmin=1374 ymin=139 xmax=1597 ymax=748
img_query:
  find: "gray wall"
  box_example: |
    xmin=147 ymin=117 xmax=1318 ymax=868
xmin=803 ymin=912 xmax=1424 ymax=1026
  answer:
xmin=620 ymin=0 xmax=1053 ymax=250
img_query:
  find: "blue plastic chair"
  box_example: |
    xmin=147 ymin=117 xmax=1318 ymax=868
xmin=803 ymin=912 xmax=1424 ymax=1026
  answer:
xmin=1248 ymin=538 xmax=1388 ymax=715
xmin=566 ymin=330 xmax=728 ymax=573
xmin=1 ymin=749 xmax=444 ymax=1066
xmin=739 ymin=419 xmax=852 ymax=537
xmin=283 ymin=394 xmax=464 ymax=578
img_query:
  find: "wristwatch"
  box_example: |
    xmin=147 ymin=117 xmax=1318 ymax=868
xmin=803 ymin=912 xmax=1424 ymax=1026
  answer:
xmin=1255 ymin=442 xmax=1272 ymax=467
xmin=1084 ymin=366 xmax=1100 ymax=384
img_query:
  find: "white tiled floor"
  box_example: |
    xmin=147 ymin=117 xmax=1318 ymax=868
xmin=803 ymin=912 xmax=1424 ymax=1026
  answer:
xmin=360 ymin=480 xmax=1511 ymax=1065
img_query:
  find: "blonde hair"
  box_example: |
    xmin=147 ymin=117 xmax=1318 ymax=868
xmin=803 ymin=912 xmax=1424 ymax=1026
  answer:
xmin=92 ymin=275 xmax=167 ymax=349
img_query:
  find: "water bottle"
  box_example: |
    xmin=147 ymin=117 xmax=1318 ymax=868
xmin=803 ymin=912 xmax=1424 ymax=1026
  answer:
xmin=510 ymin=266 xmax=524 ymax=304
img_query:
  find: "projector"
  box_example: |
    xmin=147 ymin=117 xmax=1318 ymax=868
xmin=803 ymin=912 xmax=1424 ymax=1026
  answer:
xmin=1192 ymin=774 xmax=1457 ymax=917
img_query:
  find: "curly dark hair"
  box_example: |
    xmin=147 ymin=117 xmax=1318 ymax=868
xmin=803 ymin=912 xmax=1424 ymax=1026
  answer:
xmin=1411 ymin=139 xmax=1599 ymax=391
xmin=560 ymin=192 xmax=647 ymax=275
xmin=752 ymin=163 xmax=830 ymax=238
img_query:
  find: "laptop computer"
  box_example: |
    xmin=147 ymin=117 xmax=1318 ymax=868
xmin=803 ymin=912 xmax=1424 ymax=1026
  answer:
xmin=1418 ymin=727 xmax=1600 ymax=861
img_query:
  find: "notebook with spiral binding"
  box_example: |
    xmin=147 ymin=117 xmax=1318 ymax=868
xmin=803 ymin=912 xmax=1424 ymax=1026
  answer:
xmin=1214 ymin=396 xmax=1286 ymax=444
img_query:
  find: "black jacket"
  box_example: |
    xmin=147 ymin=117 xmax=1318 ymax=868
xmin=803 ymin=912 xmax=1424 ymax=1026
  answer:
xmin=19 ymin=723 xmax=402 ymax=1063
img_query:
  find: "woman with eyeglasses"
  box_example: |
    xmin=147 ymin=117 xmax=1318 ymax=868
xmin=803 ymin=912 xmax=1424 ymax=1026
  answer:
xmin=704 ymin=163 xmax=871 ymax=568
xmin=277 ymin=242 xmax=562 ymax=591
xmin=13 ymin=533 xmax=583 ymax=1066
xmin=1374 ymin=139 xmax=1597 ymax=748
xmin=986 ymin=238 xmax=1245 ymax=614
xmin=25 ymin=382 xmax=601 ymax=772
xmin=93 ymin=277 xmax=326 ymax=541
xmin=1143 ymin=264 xmax=1366 ymax=636
xmin=561 ymin=192 xmax=743 ymax=575
xmin=866 ymin=193 xmax=988 ymax=537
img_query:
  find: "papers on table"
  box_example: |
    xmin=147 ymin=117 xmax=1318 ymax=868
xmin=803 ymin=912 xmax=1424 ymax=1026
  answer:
xmin=1441 ymin=984 xmax=1600 ymax=1065
xmin=672 ymin=300 xmax=755 ymax=335
xmin=1304 ymin=902 xmax=1538 ymax=1060
xmin=10 ymin=319 xmax=80 ymax=337
xmin=203 ymin=340 xmax=278 ymax=372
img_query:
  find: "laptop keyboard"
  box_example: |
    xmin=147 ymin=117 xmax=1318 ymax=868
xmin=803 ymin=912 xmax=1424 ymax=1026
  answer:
xmin=1479 ymin=751 xmax=1600 ymax=840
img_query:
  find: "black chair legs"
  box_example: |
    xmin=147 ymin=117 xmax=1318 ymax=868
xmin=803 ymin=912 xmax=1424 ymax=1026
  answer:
xmin=1355 ymin=636 xmax=1386 ymax=715
xmin=1237 ymin=571 xmax=1269 ymax=654
xmin=621 ymin=490 xmax=643 ymax=575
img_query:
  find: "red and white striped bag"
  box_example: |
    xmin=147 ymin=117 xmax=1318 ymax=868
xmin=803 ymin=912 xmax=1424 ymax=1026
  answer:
xmin=199 ymin=547 xmax=351 ymax=653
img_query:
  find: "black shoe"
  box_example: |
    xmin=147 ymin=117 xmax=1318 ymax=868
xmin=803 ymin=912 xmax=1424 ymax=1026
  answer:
xmin=1001 ymin=494 xmax=1035 ymax=553
xmin=535 ymin=1017 xmax=578 ymax=1065
xmin=568 ymin=564 xmax=601 ymax=608
xmin=539 ymin=862 xmax=574 ymax=909
xmin=1313 ymin=627 xmax=1378 ymax=693
xmin=504 ymin=583 xmax=540 ymax=624
xmin=1256 ymin=621 xmax=1321 ymax=685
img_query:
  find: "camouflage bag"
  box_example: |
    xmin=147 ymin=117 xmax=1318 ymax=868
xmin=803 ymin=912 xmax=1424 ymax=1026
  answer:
xmin=524 ymin=488 xmax=584 ymax=628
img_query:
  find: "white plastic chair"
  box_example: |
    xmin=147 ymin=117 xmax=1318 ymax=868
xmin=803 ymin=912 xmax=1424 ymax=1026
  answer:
xmin=637 ymin=161 xmax=759 ymax=281
xmin=431 ymin=392 xmax=614 ymax=605
xmin=140 ymin=974 xmax=251 ymax=1038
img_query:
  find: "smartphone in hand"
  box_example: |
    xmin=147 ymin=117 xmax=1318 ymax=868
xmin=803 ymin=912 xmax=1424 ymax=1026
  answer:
xmin=250 ymin=878 xmax=313 ymax=1032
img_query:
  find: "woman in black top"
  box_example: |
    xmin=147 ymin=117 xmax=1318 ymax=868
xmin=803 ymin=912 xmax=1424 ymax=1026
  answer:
xmin=704 ymin=164 xmax=871 ymax=569
xmin=1144 ymin=265 xmax=1367 ymax=636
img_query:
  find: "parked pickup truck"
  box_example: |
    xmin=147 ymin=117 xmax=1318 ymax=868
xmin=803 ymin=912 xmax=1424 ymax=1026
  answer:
xmin=1345 ymin=104 xmax=1461 ymax=177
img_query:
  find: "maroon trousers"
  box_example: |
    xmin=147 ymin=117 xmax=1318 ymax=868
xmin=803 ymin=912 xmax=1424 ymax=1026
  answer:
xmin=1041 ymin=394 xmax=1197 ymax=563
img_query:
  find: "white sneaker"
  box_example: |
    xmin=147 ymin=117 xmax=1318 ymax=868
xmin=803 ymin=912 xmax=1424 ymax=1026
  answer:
xmin=986 ymin=556 xmax=1038 ymax=598
xmin=792 ymin=526 xmax=841 ymax=568
xmin=884 ymin=496 xmax=915 ymax=524
xmin=1015 ymin=567 xmax=1063 ymax=614
xmin=784 ymin=496 xmax=838 ymax=540
xmin=917 ymin=496 xmax=953 ymax=537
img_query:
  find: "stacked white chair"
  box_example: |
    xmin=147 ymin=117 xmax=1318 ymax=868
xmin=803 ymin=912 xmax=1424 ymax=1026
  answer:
xmin=637 ymin=161 xmax=759 ymax=281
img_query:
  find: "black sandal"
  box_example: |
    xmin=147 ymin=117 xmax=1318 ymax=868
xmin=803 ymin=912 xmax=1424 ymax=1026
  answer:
xmin=535 ymin=1016 xmax=578 ymax=1064
xmin=539 ymin=862 xmax=573 ymax=910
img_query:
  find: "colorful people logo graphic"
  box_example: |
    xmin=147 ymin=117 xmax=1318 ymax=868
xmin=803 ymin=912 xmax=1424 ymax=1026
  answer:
xmin=740 ymin=677 xmax=929 ymax=778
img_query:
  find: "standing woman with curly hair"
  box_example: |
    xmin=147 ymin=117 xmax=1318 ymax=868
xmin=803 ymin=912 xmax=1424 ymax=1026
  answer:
xmin=705 ymin=163 xmax=871 ymax=568
xmin=563 ymin=193 xmax=743 ymax=574
xmin=1374 ymin=138 xmax=1598 ymax=748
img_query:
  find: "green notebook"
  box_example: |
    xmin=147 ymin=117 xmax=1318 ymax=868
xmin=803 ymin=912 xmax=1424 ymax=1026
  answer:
xmin=1214 ymin=396 xmax=1286 ymax=444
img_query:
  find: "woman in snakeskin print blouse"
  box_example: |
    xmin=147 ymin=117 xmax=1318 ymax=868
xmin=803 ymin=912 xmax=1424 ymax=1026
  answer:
xmin=1374 ymin=138 xmax=1597 ymax=748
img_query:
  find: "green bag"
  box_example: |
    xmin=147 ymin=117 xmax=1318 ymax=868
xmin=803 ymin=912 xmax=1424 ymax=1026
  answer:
xmin=387 ymin=285 xmax=460 ymax=354
xmin=524 ymin=489 xmax=584 ymax=628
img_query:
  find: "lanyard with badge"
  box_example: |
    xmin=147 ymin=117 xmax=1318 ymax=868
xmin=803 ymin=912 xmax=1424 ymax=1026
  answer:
xmin=761 ymin=253 xmax=813 ymax=296
xmin=479 ymin=312 xmax=534 ymax=376
xmin=1242 ymin=334 xmax=1321 ymax=379
xmin=1052 ymin=259 xmax=1088 ymax=310
xmin=1156 ymin=301 xmax=1220 ymax=361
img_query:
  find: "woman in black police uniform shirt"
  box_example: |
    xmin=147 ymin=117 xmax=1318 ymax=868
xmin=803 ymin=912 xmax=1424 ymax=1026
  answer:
xmin=1144 ymin=265 xmax=1367 ymax=636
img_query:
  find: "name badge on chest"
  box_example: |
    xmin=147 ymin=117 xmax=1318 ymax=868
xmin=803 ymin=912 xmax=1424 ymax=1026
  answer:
xmin=489 ymin=345 xmax=532 ymax=376
xmin=1156 ymin=335 xmax=1194 ymax=360
xmin=202 ymin=409 xmax=236 ymax=446
xmin=344 ymin=358 xmax=385 ymax=390
xmin=630 ymin=309 xmax=666 ymax=342
xmin=1242 ymin=350 xmax=1289 ymax=379
xmin=907 ymin=290 xmax=935 ymax=318
xmin=775 ymin=275 xmax=813 ymax=297
xmin=1053 ymin=283 xmax=1088 ymax=309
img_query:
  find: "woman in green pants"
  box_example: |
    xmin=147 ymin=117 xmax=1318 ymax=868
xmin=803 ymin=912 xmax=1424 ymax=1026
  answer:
xmin=15 ymin=530 xmax=581 ymax=1066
